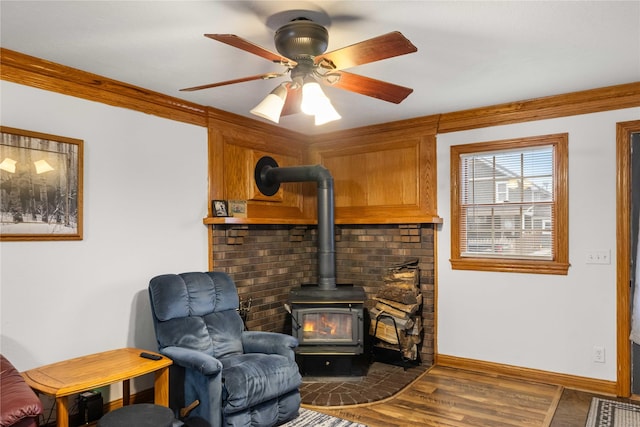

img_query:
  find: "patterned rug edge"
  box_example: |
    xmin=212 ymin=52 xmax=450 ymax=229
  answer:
xmin=281 ymin=408 xmax=367 ymax=427
xmin=585 ymin=397 xmax=640 ymax=427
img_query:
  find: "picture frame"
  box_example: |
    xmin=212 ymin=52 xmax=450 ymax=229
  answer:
xmin=212 ymin=200 xmax=229 ymax=217
xmin=228 ymin=200 xmax=247 ymax=218
xmin=0 ymin=126 xmax=83 ymax=241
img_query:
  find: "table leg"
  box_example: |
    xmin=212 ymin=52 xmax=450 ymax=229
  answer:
xmin=56 ymin=396 xmax=69 ymax=427
xmin=123 ymin=379 xmax=130 ymax=406
xmin=154 ymin=366 xmax=169 ymax=406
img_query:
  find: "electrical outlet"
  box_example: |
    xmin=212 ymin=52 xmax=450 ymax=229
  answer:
xmin=586 ymin=250 xmax=611 ymax=265
xmin=593 ymin=346 xmax=605 ymax=363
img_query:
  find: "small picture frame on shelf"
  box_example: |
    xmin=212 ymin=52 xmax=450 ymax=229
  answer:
xmin=228 ymin=200 xmax=247 ymax=218
xmin=212 ymin=200 xmax=229 ymax=217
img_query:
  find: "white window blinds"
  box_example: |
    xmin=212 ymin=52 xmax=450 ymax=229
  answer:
xmin=459 ymin=145 xmax=555 ymax=260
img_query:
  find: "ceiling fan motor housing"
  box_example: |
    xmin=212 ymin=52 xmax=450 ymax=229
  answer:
xmin=275 ymin=19 xmax=328 ymax=60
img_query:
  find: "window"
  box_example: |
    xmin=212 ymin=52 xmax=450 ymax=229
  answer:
xmin=450 ymin=134 xmax=569 ymax=275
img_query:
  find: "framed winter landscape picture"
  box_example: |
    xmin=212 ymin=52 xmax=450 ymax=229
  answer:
xmin=0 ymin=126 xmax=83 ymax=241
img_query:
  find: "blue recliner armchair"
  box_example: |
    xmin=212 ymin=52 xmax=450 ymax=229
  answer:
xmin=148 ymin=271 xmax=302 ymax=427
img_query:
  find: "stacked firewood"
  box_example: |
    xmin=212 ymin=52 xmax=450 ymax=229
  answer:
xmin=369 ymin=259 xmax=422 ymax=360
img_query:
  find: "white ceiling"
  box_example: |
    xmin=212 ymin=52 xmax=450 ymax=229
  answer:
xmin=1 ymin=1 xmax=639 ymax=134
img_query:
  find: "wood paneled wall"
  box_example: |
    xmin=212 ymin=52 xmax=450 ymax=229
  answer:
xmin=206 ymin=110 xmax=314 ymax=222
xmin=206 ymin=112 xmax=442 ymax=225
xmin=308 ymin=116 xmax=440 ymax=224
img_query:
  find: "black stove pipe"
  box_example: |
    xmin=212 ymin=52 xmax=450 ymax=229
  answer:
xmin=255 ymin=156 xmax=336 ymax=290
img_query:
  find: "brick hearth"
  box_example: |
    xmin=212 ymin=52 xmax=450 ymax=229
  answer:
xmin=299 ymin=361 xmax=429 ymax=406
xmin=211 ymin=223 xmax=435 ymax=365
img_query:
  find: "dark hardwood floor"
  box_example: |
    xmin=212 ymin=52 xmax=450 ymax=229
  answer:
xmin=306 ymin=365 xmax=638 ymax=427
xmin=549 ymin=388 xmax=597 ymax=427
xmin=41 ymin=364 xmax=637 ymax=427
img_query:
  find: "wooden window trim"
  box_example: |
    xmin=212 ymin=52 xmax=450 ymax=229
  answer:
xmin=450 ymin=133 xmax=570 ymax=275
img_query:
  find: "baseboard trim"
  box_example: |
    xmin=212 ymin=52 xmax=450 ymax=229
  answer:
xmin=436 ymin=354 xmax=618 ymax=395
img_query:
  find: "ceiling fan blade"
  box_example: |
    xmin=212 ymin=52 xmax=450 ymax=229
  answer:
xmin=281 ymin=84 xmax=301 ymax=116
xmin=205 ymin=34 xmax=297 ymax=67
xmin=323 ymin=71 xmax=413 ymax=104
xmin=315 ymin=31 xmax=417 ymax=70
xmin=180 ymin=72 xmax=283 ymax=92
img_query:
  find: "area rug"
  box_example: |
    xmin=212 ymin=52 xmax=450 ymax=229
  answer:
xmin=585 ymin=397 xmax=640 ymax=427
xmin=281 ymin=408 xmax=368 ymax=427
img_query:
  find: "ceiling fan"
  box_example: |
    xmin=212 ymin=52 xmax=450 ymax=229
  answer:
xmin=180 ymin=17 xmax=418 ymax=125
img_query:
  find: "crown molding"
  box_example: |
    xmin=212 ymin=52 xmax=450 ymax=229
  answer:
xmin=0 ymin=48 xmax=207 ymax=127
xmin=438 ymin=82 xmax=640 ymax=133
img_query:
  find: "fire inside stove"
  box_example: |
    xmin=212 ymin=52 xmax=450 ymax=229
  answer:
xmin=291 ymin=302 xmax=364 ymax=355
xmin=289 ymin=283 xmax=366 ymax=357
xmin=302 ymin=312 xmax=353 ymax=342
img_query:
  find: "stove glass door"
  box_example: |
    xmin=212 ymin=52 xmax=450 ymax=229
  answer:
xmin=299 ymin=310 xmax=355 ymax=343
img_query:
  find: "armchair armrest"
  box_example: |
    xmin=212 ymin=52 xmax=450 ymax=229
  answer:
xmin=242 ymin=331 xmax=299 ymax=361
xmin=160 ymin=347 xmax=222 ymax=376
xmin=1 ymin=355 xmax=42 ymax=427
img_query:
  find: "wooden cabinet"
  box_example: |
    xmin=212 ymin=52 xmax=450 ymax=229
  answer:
xmin=206 ymin=110 xmax=316 ymax=223
xmin=308 ymin=118 xmax=439 ymax=224
xmin=205 ymin=110 xmax=441 ymax=225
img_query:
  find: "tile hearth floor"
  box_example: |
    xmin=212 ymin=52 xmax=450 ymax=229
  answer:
xmin=299 ymin=361 xmax=429 ymax=407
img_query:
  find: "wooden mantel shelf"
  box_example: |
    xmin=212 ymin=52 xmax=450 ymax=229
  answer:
xmin=203 ymin=216 xmax=443 ymax=225
xmin=337 ymin=216 xmax=443 ymax=225
xmin=203 ymin=217 xmax=315 ymax=225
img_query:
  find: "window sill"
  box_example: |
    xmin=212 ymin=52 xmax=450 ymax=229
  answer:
xmin=450 ymin=257 xmax=570 ymax=275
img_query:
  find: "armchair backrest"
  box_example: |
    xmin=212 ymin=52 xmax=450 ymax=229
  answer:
xmin=149 ymin=271 xmax=245 ymax=359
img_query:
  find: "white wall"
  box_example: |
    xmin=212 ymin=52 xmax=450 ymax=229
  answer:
xmin=0 ymin=82 xmax=208 ymax=381
xmin=437 ymin=107 xmax=640 ymax=381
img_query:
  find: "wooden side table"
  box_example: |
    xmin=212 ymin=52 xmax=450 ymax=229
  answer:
xmin=21 ymin=347 xmax=172 ymax=427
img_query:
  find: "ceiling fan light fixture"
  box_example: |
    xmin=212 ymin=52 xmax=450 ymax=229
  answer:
xmin=300 ymin=80 xmax=326 ymax=115
xmin=250 ymin=83 xmax=288 ymax=123
xmin=187 ymin=25 xmax=417 ymax=128
xmin=314 ymin=102 xmax=341 ymax=126
xmin=274 ymin=19 xmax=328 ymax=58
xmin=301 ymin=78 xmax=341 ymax=125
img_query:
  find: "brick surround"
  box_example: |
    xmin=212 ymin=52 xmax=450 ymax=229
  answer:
xmin=211 ymin=223 xmax=435 ymax=365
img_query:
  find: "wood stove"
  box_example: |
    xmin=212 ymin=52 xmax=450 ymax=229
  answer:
xmin=254 ymin=156 xmax=368 ymax=375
